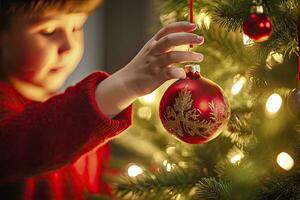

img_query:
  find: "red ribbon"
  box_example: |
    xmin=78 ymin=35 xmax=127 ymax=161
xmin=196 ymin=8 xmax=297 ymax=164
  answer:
xmin=190 ymin=0 xmax=194 ymax=24
xmin=190 ymin=0 xmax=194 ymax=48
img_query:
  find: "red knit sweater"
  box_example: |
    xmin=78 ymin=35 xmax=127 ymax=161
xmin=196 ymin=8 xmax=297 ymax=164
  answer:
xmin=0 ymin=71 xmax=133 ymax=200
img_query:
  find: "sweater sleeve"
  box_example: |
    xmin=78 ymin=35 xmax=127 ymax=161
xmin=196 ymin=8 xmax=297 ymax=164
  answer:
xmin=0 ymin=71 xmax=133 ymax=181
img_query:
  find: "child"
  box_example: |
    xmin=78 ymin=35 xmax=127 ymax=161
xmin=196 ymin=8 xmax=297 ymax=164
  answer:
xmin=0 ymin=0 xmax=204 ymax=199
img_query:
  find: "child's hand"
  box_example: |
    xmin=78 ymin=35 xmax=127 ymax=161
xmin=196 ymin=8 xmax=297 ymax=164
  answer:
xmin=121 ymin=21 xmax=204 ymax=97
xmin=96 ymin=22 xmax=204 ymax=118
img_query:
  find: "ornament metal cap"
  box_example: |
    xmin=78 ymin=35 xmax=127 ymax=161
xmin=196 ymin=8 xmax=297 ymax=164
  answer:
xmin=184 ymin=64 xmax=201 ymax=73
xmin=185 ymin=64 xmax=201 ymax=79
xmin=250 ymin=5 xmax=264 ymax=13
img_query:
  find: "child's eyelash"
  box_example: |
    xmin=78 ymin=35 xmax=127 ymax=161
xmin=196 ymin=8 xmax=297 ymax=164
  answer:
xmin=40 ymin=29 xmax=56 ymax=36
xmin=39 ymin=25 xmax=84 ymax=37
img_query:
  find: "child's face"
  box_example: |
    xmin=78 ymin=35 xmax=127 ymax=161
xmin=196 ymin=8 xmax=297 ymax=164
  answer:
xmin=1 ymin=11 xmax=88 ymax=93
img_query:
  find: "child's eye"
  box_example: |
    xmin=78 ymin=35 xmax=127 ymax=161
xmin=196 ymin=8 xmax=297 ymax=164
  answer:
xmin=40 ymin=28 xmax=56 ymax=36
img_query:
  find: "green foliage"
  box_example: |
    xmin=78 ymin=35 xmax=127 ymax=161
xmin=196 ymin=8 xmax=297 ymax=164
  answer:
xmin=195 ymin=178 xmax=232 ymax=200
xmin=111 ymin=0 xmax=300 ymax=199
xmin=112 ymin=168 xmax=204 ymax=200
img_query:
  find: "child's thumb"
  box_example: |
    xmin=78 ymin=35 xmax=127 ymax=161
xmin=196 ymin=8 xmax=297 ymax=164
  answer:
xmin=168 ymin=67 xmax=186 ymax=79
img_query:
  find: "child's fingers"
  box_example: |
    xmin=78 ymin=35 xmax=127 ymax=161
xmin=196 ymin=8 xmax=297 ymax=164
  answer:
xmin=153 ymin=21 xmax=197 ymax=41
xmin=151 ymin=33 xmax=204 ymax=54
xmin=161 ymin=67 xmax=187 ymax=80
xmin=155 ymin=51 xmax=204 ymax=67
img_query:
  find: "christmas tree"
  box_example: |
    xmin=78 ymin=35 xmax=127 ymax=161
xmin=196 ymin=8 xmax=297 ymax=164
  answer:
xmin=99 ymin=0 xmax=299 ymax=199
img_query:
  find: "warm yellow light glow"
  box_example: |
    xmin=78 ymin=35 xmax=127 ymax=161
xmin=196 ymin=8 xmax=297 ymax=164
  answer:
xmin=166 ymin=163 xmax=172 ymax=172
xmin=266 ymin=93 xmax=282 ymax=113
xmin=137 ymin=106 xmax=152 ymax=120
xmin=163 ymin=160 xmax=168 ymax=166
xmin=160 ymin=11 xmax=177 ymax=26
xmin=231 ymin=76 xmax=247 ymax=95
xmin=128 ymin=165 xmax=143 ymax=177
xmin=230 ymin=154 xmax=242 ymax=164
xmin=277 ymin=152 xmax=294 ymax=171
xmin=195 ymin=10 xmax=211 ymax=29
xmin=163 ymin=160 xmax=172 ymax=171
xmin=139 ymin=91 xmax=157 ymax=104
xmin=178 ymin=161 xmax=188 ymax=168
xmin=166 ymin=146 xmax=176 ymax=155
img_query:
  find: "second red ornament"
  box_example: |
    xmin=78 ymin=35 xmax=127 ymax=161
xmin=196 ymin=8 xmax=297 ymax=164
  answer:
xmin=242 ymin=3 xmax=272 ymax=42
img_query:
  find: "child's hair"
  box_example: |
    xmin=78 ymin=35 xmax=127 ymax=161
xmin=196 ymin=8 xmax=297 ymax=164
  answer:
xmin=0 ymin=0 xmax=102 ymax=80
xmin=1 ymin=0 xmax=102 ymax=30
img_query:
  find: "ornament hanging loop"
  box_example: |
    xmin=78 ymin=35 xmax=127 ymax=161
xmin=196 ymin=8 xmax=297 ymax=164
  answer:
xmin=251 ymin=0 xmax=263 ymax=5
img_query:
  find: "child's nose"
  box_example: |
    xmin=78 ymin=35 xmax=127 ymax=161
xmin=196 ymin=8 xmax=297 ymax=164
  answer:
xmin=57 ymin=34 xmax=74 ymax=56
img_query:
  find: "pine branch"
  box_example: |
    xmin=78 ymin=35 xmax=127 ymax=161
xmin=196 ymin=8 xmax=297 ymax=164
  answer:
xmin=194 ymin=177 xmax=232 ymax=200
xmin=257 ymin=173 xmax=300 ymax=200
xmin=112 ymin=168 xmax=204 ymax=200
xmin=211 ymin=0 xmax=249 ymax=32
xmin=223 ymin=107 xmax=256 ymax=149
xmin=246 ymin=53 xmax=297 ymax=97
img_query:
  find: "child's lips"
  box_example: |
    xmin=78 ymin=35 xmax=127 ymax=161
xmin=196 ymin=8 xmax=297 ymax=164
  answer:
xmin=50 ymin=66 xmax=64 ymax=73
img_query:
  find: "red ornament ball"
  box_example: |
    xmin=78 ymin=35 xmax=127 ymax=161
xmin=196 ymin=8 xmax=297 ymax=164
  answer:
xmin=287 ymin=88 xmax=300 ymax=118
xmin=159 ymin=66 xmax=231 ymax=144
xmin=242 ymin=7 xmax=272 ymax=42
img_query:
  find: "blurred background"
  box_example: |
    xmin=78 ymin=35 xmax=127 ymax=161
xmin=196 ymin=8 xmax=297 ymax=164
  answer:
xmin=61 ymin=0 xmax=156 ymax=91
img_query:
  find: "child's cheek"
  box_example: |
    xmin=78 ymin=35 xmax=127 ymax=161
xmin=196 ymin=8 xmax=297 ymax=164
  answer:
xmin=16 ymin=45 xmax=50 ymax=81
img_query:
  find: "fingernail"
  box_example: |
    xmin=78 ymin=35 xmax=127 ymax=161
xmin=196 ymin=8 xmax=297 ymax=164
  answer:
xmin=196 ymin=36 xmax=204 ymax=43
xmin=189 ymin=23 xmax=196 ymax=26
xmin=198 ymin=54 xmax=204 ymax=61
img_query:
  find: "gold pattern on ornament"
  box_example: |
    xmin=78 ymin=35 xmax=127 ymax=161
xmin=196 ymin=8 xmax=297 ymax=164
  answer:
xmin=164 ymin=86 xmax=230 ymax=138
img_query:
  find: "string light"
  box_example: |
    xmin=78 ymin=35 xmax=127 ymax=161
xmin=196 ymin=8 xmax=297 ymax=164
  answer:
xmin=166 ymin=146 xmax=176 ymax=155
xmin=230 ymin=154 xmax=243 ymax=164
xmin=163 ymin=160 xmax=168 ymax=166
xmin=231 ymin=76 xmax=247 ymax=95
xmin=195 ymin=9 xmax=211 ymax=29
xmin=127 ymin=164 xmax=143 ymax=177
xmin=166 ymin=163 xmax=172 ymax=172
xmin=163 ymin=160 xmax=173 ymax=171
xmin=266 ymin=93 xmax=282 ymax=114
xmin=276 ymin=152 xmax=294 ymax=171
xmin=227 ymin=147 xmax=244 ymax=165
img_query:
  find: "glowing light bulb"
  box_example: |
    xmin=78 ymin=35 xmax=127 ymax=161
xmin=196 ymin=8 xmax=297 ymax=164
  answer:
xmin=166 ymin=163 xmax=172 ymax=172
xmin=166 ymin=146 xmax=176 ymax=155
xmin=266 ymin=93 xmax=282 ymax=113
xmin=195 ymin=9 xmax=211 ymax=29
xmin=139 ymin=91 xmax=157 ymax=104
xmin=231 ymin=76 xmax=247 ymax=95
xmin=163 ymin=160 xmax=168 ymax=166
xmin=230 ymin=154 xmax=242 ymax=164
xmin=276 ymin=152 xmax=294 ymax=171
xmin=163 ymin=160 xmax=172 ymax=171
xmin=128 ymin=164 xmax=143 ymax=177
